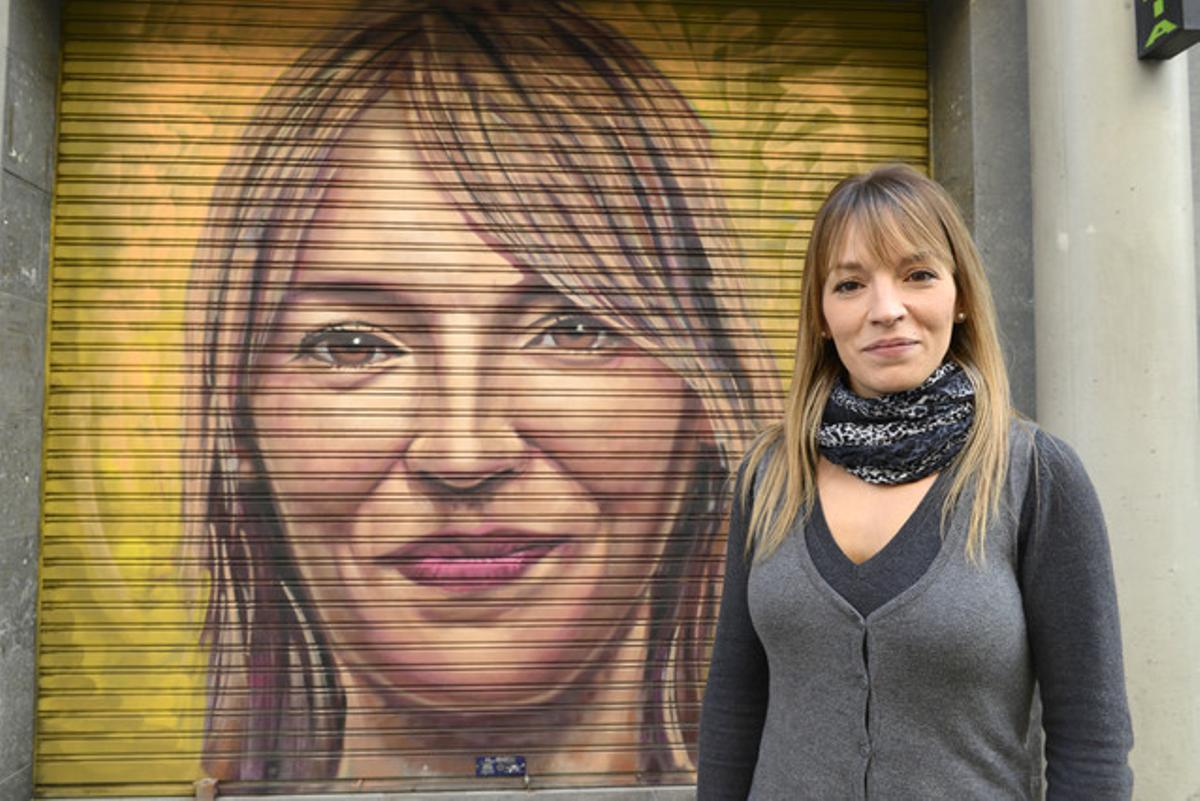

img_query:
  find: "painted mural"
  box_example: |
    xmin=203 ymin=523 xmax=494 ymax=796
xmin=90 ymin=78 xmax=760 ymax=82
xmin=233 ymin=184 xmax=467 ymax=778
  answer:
xmin=39 ymin=0 xmax=927 ymax=795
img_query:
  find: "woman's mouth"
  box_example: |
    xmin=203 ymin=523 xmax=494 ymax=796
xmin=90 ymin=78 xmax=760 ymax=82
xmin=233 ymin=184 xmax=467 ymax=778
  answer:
xmin=864 ymin=338 xmax=918 ymax=357
xmin=381 ymin=532 xmax=566 ymax=592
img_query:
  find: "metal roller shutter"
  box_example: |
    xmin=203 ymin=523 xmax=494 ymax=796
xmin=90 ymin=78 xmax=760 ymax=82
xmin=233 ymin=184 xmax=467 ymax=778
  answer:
xmin=37 ymin=0 xmax=927 ymax=795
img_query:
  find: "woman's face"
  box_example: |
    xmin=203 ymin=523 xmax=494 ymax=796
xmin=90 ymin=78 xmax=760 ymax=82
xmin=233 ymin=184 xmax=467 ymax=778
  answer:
xmin=821 ymin=217 xmax=959 ymax=397
xmin=248 ymin=123 xmax=706 ymax=709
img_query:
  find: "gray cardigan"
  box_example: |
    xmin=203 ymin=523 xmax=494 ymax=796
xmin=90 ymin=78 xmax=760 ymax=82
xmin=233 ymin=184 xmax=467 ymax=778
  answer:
xmin=697 ymin=422 xmax=1133 ymax=800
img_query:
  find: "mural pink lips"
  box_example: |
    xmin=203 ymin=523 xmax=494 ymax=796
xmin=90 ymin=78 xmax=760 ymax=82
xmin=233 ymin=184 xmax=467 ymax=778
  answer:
xmin=384 ymin=532 xmax=566 ymax=592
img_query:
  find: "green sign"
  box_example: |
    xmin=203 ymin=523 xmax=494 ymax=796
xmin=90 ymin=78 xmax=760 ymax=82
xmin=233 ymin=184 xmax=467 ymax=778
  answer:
xmin=1137 ymin=0 xmax=1200 ymax=59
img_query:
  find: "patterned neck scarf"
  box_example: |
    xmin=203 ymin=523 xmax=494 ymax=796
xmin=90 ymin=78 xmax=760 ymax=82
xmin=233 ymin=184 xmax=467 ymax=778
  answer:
xmin=818 ymin=361 xmax=975 ymax=485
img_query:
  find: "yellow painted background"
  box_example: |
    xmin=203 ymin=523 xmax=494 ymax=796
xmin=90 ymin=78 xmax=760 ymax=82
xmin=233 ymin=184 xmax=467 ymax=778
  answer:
xmin=38 ymin=1 xmax=926 ymax=794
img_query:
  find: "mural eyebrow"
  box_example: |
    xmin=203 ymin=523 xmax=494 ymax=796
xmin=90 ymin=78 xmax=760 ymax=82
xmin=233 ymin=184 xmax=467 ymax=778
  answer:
xmin=285 ymin=278 xmax=403 ymax=295
xmin=511 ymin=281 xmax=569 ymax=305
xmin=274 ymin=281 xmax=419 ymax=317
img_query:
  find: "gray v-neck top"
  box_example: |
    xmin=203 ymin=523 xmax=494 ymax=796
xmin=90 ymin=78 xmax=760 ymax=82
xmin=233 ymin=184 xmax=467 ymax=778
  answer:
xmin=807 ymin=469 xmax=951 ymax=617
xmin=697 ymin=422 xmax=1133 ymax=801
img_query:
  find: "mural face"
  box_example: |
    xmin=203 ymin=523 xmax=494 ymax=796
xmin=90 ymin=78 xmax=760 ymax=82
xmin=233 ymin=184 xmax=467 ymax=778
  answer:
xmin=39 ymin=0 xmax=928 ymax=794
xmin=255 ymin=119 xmax=706 ymax=704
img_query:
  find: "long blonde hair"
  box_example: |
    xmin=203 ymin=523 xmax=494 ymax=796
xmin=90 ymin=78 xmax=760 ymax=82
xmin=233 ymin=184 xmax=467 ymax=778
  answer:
xmin=742 ymin=164 xmax=1011 ymax=562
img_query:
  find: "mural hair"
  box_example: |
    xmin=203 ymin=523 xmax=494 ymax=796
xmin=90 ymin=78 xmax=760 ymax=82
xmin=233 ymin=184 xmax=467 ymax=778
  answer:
xmin=183 ymin=0 xmax=774 ymax=784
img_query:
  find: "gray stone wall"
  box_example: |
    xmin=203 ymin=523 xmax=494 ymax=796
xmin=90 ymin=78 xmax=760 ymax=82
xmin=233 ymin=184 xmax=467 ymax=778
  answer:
xmin=0 ymin=0 xmax=59 ymax=799
xmin=928 ymin=0 xmax=1036 ymax=417
xmin=1192 ymin=50 xmax=1200 ymax=373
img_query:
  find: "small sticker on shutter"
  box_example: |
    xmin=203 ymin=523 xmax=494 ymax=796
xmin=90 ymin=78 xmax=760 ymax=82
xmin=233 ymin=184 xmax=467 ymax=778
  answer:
xmin=476 ymin=755 xmax=527 ymax=777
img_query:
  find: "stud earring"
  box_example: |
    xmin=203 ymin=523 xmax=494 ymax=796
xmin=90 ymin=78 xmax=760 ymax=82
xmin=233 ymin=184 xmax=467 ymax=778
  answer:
xmin=955 ymin=312 xmax=967 ymax=323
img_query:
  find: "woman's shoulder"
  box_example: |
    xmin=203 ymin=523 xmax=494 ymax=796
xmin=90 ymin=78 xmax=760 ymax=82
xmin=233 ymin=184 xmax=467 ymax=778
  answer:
xmin=1007 ymin=417 xmax=1098 ymax=497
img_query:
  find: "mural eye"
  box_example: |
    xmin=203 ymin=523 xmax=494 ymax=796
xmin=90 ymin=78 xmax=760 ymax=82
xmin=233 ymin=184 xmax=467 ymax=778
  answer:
xmin=527 ymin=314 xmax=623 ymax=353
xmin=297 ymin=324 xmax=406 ymax=369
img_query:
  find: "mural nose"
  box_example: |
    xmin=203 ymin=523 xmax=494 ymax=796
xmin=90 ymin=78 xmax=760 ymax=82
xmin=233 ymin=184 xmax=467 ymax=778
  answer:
xmin=406 ymin=431 xmax=525 ymax=493
xmin=405 ymin=400 xmax=527 ymax=494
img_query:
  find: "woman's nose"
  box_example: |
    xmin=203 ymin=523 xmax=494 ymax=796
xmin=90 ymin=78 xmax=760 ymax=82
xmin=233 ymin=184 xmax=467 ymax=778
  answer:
xmin=404 ymin=343 xmax=527 ymax=495
xmin=867 ymin=279 xmax=906 ymax=325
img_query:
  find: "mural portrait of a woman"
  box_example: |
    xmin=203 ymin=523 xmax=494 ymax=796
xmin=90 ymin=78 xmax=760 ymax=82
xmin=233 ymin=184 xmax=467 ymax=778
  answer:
xmin=182 ymin=0 xmax=776 ymax=788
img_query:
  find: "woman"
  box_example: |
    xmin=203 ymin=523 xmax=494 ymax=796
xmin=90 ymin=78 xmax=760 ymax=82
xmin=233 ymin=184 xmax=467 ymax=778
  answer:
xmin=697 ymin=165 xmax=1134 ymax=799
xmin=183 ymin=0 xmax=776 ymax=788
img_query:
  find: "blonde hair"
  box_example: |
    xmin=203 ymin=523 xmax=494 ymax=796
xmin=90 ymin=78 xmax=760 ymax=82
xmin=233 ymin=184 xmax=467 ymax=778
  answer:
xmin=742 ymin=164 xmax=1011 ymax=562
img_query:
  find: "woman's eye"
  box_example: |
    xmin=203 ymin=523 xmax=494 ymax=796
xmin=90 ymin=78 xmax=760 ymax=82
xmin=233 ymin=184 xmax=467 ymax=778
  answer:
xmin=907 ymin=268 xmax=939 ymax=282
xmin=832 ymin=279 xmax=863 ymax=294
xmin=527 ymin=314 xmax=623 ymax=353
xmin=296 ymin=324 xmax=406 ymax=369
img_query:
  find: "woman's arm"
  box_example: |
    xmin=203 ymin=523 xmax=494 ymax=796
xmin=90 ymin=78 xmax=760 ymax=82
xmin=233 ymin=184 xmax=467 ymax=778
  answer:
xmin=1020 ymin=429 xmax=1134 ymax=800
xmin=696 ymin=466 xmax=769 ymax=801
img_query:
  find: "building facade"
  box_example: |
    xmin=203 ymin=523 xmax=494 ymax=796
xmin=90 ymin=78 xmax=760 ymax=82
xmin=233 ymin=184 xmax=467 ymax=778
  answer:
xmin=1 ymin=0 xmax=1197 ymax=799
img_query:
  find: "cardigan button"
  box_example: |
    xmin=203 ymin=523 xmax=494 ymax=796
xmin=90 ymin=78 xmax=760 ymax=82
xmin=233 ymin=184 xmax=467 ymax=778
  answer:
xmin=859 ymin=742 xmax=871 ymax=757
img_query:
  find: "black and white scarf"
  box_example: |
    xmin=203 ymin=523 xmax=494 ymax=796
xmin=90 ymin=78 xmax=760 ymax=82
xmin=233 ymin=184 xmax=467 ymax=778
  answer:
xmin=818 ymin=361 xmax=975 ymax=485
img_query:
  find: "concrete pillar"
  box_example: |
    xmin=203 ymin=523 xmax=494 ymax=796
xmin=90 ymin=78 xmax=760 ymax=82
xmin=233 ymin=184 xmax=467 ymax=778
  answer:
xmin=0 ymin=0 xmax=59 ymax=799
xmin=1191 ymin=52 xmax=1200 ymax=373
xmin=1027 ymin=2 xmax=1200 ymax=798
xmin=928 ymin=0 xmax=1036 ymax=417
